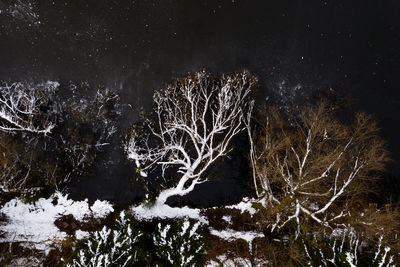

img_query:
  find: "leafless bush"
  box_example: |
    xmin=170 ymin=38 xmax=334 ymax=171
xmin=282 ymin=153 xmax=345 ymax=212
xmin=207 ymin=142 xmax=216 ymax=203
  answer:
xmin=0 ymin=81 xmax=121 ymax=191
xmin=249 ymin=101 xmax=389 ymax=237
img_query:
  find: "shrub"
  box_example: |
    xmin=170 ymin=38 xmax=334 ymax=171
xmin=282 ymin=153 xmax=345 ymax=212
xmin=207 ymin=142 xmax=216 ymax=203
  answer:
xmin=303 ymin=231 xmax=399 ymax=266
xmin=153 ymin=218 xmax=205 ymax=266
xmin=66 ymin=211 xmax=142 ymax=267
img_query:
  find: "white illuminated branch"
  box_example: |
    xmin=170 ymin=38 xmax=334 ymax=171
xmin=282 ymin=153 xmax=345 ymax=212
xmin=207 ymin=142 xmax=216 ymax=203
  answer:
xmin=125 ymin=70 xmax=257 ymax=205
xmin=0 ymin=82 xmax=56 ymax=134
xmin=270 ymin=135 xmax=363 ymax=237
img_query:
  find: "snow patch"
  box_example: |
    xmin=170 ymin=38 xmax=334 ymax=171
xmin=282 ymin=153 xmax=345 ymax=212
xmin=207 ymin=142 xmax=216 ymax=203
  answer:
xmin=209 ymin=228 xmax=264 ymax=244
xmin=75 ymin=230 xmax=90 ymax=240
xmin=0 ymin=191 xmax=113 ymax=252
xmin=222 ymin=215 xmax=232 ymax=224
xmin=131 ymin=203 xmax=207 ymax=223
xmin=90 ymin=199 xmax=114 ymax=218
xmin=225 ymin=197 xmax=257 ymax=215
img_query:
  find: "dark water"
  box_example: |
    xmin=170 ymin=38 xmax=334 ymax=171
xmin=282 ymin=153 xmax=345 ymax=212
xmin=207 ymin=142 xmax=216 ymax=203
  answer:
xmin=1 ymin=0 xmax=400 ymax=206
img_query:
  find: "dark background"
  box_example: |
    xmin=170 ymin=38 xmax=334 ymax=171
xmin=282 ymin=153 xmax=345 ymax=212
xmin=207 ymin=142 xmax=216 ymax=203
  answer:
xmin=0 ymin=0 xmax=399 ymax=206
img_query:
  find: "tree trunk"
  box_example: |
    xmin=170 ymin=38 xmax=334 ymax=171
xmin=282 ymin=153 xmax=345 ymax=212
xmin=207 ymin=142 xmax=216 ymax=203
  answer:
xmin=155 ymin=172 xmax=195 ymax=206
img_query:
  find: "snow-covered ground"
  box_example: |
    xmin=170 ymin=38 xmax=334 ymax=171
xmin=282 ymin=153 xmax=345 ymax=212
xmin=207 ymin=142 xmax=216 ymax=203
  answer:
xmin=208 ymin=227 xmax=265 ymax=265
xmin=225 ymin=197 xmax=257 ymax=215
xmin=130 ymin=197 xmax=259 ymax=222
xmin=0 ymin=194 xmax=266 ymax=265
xmin=0 ymin=191 xmax=113 ymax=252
xmin=209 ymin=228 xmax=263 ymax=244
xmin=131 ymin=203 xmax=208 ymax=223
xmin=1 ymin=194 xmax=257 ymax=253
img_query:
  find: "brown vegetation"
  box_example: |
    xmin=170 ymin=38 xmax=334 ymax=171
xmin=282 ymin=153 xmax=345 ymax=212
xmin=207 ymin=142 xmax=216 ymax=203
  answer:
xmin=204 ymin=234 xmax=250 ymax=264
xmin=241 ymin=100 xmax=400 ymax=264
xmin=250 ymin=101 xmax=390 ymax=235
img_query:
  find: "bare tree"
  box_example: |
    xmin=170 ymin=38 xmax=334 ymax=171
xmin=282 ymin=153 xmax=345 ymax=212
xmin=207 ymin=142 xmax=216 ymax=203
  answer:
xmin=0 ymin=82 xmax=57 ymax=134
xmin=59 ymin=87 xmax=120 ymax=182
xmin=250 ymin=102 xmax=389 ymax=237
xmin=125 ymin=70 xmax=257 ymax=205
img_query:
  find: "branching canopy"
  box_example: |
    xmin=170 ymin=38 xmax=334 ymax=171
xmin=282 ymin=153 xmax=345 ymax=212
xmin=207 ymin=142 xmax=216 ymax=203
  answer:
xmin=125 ymin=70 xmax=257 ymax=205
xmin=251 ymin=102 xmax=389 ymax=236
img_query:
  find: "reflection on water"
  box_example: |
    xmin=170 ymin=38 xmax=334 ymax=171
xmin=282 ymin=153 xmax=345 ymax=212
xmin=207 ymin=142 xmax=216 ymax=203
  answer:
xmin=1 ymin=0 xmax=400 ymax=205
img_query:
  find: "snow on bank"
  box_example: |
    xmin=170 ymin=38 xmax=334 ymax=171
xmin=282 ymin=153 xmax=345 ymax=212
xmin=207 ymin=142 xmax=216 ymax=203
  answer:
xmin=222 ymin=197 xmax=258 ymax=215
xmin=209 ymin=228 xmax=264 ymax=244
xmin=208 ymin=227 xmax=266 ymax=267
xmin=131 ymin=197 xmax=258 ymax=223
xmin=131 ymin=203 xmax=207 ymax=223
xmin=75 ymin=229 xmax=90 ymax=240
xmin=0 ymin=191 xmax=113 ymax=252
